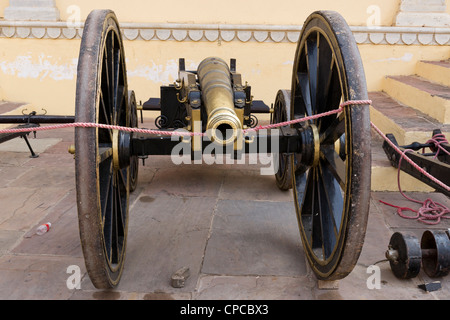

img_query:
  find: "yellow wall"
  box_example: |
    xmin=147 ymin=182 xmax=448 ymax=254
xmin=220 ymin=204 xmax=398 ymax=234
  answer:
xmin=0 ymin=1 xmax=449 ymax=115
xmin=6 ymin=0 xmax=450 ymax=25
xmin=54 ymin=0 xmax=400 ymax=26
xmin=0 ymin=35 xmax=448 ymax=116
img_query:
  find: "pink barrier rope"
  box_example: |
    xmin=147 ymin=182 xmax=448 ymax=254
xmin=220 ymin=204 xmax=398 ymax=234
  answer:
xmin=0 ymin=100 xmax=372 ymax=136
xmin=426 ymin=133 xmax=450 ymax=159
xmin=1 ymin=99 xmax=449 ymax=223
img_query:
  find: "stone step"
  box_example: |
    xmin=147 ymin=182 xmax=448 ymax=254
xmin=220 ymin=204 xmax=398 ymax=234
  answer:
xmin=383 ymin=75 xmax=450 ymax=124
xmin=369 ymin=91 xmax=450 ymax=146
xmin=416 ymin=60 xmax=450 ymax=87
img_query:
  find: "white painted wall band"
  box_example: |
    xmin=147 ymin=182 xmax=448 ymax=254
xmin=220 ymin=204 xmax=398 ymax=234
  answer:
xmin=0 ymin=21 xmax=449 ymax=45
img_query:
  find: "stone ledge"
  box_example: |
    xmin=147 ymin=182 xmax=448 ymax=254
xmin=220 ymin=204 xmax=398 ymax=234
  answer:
xmin=396 ymin=12 xmax=450 ymax=28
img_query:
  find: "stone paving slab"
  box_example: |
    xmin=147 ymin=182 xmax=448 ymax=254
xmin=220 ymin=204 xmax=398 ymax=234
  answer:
xmin=9 ymin=166 xmax=74 ymax=189
xmin=194 ymin=275 xmax=316 ymax=300
xmin=372 ymin=191 xmax=450 ymax=230
xmin=116 ymin=195 xmax=217 ymax=294
xmin=202 ymin=199 xmax=305 ymax=277
xmin=13 ymin=189 xmax=82 ymax=257
xmin=219 ymin=170 xmax=293 ymax=202
xmin=141 ymin=166 xmax=224 ymax=198
xmin=0 ymin=166 xmax=33 ymax=187
xmin=0 ymin=229 xmax=23 ymax=255
xmin=0 ymin=151 xmax=34 ymax=167
xmin=0 ymin=187 xmax=70 ymax=231
xmin=0 ymin=138 xmax=61 ymax=154
xmin=0 ymin=254 xmax=85 ymax=300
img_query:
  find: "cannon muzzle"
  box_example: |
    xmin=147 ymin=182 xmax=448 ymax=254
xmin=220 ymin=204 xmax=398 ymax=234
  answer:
xmin=197 ymin=57 xmax=243 ymax=145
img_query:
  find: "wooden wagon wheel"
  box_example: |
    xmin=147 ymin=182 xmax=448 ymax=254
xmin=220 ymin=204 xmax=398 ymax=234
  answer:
xmin=128 ymin=90 xmax=139 ymax=192
xmin=271 ymin=89 xmax=293 ymax=191
xmin=75 ymin=10 xmax=130 ymax=289
xmin=290 ymin=11 xmax=371 ymax=280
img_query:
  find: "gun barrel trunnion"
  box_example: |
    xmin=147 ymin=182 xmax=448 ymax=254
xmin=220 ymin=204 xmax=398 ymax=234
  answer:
xmin=0 ymin=9 xmax=373 ymax=289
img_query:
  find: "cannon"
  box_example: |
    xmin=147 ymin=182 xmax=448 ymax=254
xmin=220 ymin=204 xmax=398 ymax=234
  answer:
xmin=1 ymin=9 xmax=372 ymax=289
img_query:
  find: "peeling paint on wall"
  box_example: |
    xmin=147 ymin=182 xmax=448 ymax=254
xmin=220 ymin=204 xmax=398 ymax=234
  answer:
xmin=127 ymin=59 xmax=198 ymax=84
xmin=371 ymin=53 xmax=414 ymax=63
xmin=0 ymin=54 xmax=78 ymax=81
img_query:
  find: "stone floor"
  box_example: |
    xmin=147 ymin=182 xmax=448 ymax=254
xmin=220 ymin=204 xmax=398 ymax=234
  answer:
xmin=0 ymin=119 xmax=449 ymax=301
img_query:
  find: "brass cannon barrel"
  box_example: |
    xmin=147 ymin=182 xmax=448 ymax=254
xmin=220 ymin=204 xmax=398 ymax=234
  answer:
xmin=197 ymin=57 xmax=242 ymax=145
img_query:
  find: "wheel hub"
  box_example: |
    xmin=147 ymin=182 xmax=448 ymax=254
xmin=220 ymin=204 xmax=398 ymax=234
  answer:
xmin=299 ymin=124 xmax=320 ymax=168
xmin=113 ymin=130 xmax=131 ymax=170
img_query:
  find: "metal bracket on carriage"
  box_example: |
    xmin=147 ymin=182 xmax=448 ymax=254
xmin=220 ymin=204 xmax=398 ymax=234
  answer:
xmin=382 ymin=130 xmax=450 ymax=197
xmin=0 ymin=109 xmax=76 ymax=158
xmin=0 ymin=122 xmax=40 ymax=158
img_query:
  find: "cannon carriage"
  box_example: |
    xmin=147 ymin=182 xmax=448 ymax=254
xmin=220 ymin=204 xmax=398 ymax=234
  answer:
xmin=0 ymin=9 xmax=372 ymax=289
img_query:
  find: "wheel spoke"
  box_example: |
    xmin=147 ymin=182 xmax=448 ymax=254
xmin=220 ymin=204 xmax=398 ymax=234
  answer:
xmin=107 ymin=33 xmax=115 ymax=117
xmin=326 ymin=64 xmax=343 ymax=111
xmin=111 ymin=173 xmax=119 ymax=264
xmin=317 ymin=164 xmax=339 ymax=258
xmin=316 ymin=35 xmax=334 ymax=116
xmin=319 ymin=112 xmax=345 ymax=145
xmin=310 ymin=169 xmax=323 ymax=256
xmin=100 ymin=91 xmax=113 ymax=142
xmin=117 ymin=167 xmax=128 ymax=229
xmin=297 ymin=73 xmax=313 ymax=118
xmin=115 ymin=85 xmax=126 ymax=126
xmin=103 ymin=48 xmax=112 ymax=120
xmin=100 ymin=157 xmax=113 ymax=220
xmin=320 ymin=146 xmax=346 ymax=189
xmin=98 ymin=145 xmax=113 ymax=163
xmin=103 ymin=170 xmax=115 ymax=261
xmin=116 ymin=173 xmax=125 ymax=238
xmin=298 ymin=169 xmax=314 ymax=244
xmin=113 ymin=47 xmax=121 ymax=124
xmin=114 ymin=170 xmax=126 ymax=261
xmin=319 ymin=162 xmax=343 ymax=234
xmin=306 ymin=35 xmax=318 ymax=115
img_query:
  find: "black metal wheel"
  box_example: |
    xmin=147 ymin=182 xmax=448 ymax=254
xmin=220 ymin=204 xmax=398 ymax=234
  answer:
xmin=387 ymin=232 xmax=422 ymax=279
xmin=75 ymin=10 xmax=130 ymax=289
xmin=421 ymin=230 xmax=450 ymax=278
xmin=290 ymin=11 xmax=371 ymax=280
xmin=128 ymin=90 xmax=139 ymax=192
xmin=271 ymin=89 xmax=293 ymax=191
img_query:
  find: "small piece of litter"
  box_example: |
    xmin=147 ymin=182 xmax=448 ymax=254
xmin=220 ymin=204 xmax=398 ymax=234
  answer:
xmin=418 ymin=281 xmax=441 ymax=292
xmin=171 ymin=267 xmax=190 ymax=288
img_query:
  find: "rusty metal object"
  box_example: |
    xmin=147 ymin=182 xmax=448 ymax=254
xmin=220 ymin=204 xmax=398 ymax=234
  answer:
xmin=421 ymin=230 xmax=450 ymax=278
xmin=386 ymin=232 xmax=422 ymax=279
xmin=386 ymin=230 xmax=450 ymax=279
